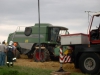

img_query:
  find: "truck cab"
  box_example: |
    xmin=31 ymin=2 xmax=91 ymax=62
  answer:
xmin=89 ymin=12 xmax=100 ymax=44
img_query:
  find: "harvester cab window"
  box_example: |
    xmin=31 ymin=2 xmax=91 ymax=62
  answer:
xmin=59 ymin=30 xmax=68 ymax=35
xmin=51 ymin=28 xmax=60 ymax=41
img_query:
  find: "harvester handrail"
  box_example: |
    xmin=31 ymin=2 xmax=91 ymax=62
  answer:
xmin=16 ymin=26 xmax=26 ymax=32
xmin=11 ymin=26 xmax=26 ymax=41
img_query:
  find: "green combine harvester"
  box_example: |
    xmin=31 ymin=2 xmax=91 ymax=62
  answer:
xmin=7 ymin=23 xmax=69 ymax=62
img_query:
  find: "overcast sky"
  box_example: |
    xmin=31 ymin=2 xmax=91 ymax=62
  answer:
xmin=0 ymin=0 xmax=100 ymax=43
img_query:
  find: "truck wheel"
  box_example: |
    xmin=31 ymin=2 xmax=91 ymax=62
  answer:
xmin=33 ymin=48 xmax=50 ymax=62
xmin=79 ymin=53 xmax=100 ymax=74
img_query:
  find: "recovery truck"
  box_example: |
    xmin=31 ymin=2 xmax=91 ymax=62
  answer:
xmin=60 ymin=12 xmax=100 ymax=74
xmin=7 ymin=23 xmax=69 ymax=61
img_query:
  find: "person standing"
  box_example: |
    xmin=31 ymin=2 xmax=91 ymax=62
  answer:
xmin=6 ymin=41 xmax=15 ymax=67
xmin=0 ymin=41 xmax=7 ymax=66
xmin=12 ymin=43 xmax=17 ymax=61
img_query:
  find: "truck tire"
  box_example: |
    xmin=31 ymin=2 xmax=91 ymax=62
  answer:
xmin=79 ymin=53 xmax=100 ymax=74
xmin=33 ymin=48 xmax=50 ymax=62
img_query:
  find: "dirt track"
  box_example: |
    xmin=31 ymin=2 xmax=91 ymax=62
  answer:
xmin=14 ymin=58 xmax=81 ymax=73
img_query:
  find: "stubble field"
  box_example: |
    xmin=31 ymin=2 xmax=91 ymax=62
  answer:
xmin=14 ymin=58 xmax=81 ymax=73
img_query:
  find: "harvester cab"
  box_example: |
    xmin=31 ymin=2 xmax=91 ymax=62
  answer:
xmin=89 ymin=12 xmax=100 ymax=44
xmin=48 ymin=26 xmax=69 ymax=43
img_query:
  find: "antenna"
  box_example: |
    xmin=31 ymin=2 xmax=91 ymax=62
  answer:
xmin=85 ymin=11 xmax=99 ymax=33
xmin=85 ymin=11 xmax=92 ymax=34
xmin=85 ymin=11 xmax=91 ymax=25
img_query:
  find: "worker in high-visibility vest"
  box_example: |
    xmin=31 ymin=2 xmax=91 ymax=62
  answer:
xmin=6 ymin=41 xmax=15 ymax=67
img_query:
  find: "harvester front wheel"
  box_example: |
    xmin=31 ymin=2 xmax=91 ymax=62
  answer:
xmin=33 ymin=48 xmax=50 ymax=62
xmin=16 ymin=50 xmax=20 ymax=59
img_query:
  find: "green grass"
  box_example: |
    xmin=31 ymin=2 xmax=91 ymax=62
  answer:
xmin=0 ymin=66 xmax=89 ymax=75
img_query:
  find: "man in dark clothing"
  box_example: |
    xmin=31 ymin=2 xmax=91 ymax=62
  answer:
xmin=6 ymin=41 xmax=15 ymax=67
xmin=0 ymin=41 xmax=7 ymax=66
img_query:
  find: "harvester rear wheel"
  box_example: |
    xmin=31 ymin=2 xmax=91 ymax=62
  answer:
xmin=33 ymin=48 xmax=50 ymax=62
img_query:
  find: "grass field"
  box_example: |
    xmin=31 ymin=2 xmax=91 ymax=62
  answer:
xmin=0 ymin=66 xmax=89 ymax=75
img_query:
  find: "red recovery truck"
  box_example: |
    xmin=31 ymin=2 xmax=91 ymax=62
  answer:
xmin=60 ymin=12 xmax=100 ymax=74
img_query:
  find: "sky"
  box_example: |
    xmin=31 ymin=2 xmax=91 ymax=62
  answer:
xmin=0 ymin=0 xmax=100 ymax=42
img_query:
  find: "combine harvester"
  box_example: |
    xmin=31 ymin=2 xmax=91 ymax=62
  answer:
xmin=7 ymin=12 xmax=100 ymax=74
xmin=7 ymin=23 xmax=69 ymax=61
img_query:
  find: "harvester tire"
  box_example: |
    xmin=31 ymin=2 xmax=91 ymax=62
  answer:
xmin=33 ymin=48 xmax=50 ymax=62
xmin=16 ymin=50 xmax=20 ymax=59
xmin=79 ymin=53 xmax=100 ymax=74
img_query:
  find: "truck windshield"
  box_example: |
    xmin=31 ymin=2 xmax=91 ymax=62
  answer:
xmin=90 ymin=15 xmax=100 ymax=41
xmin=91 ymin=16 xmax=100 ymax=29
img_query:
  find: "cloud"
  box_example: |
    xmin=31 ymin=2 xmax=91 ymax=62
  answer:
xmin=0 ymin=0 xmax=99 ymax=42
xmin=0 ymin=24 xmax=31 ymax=42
